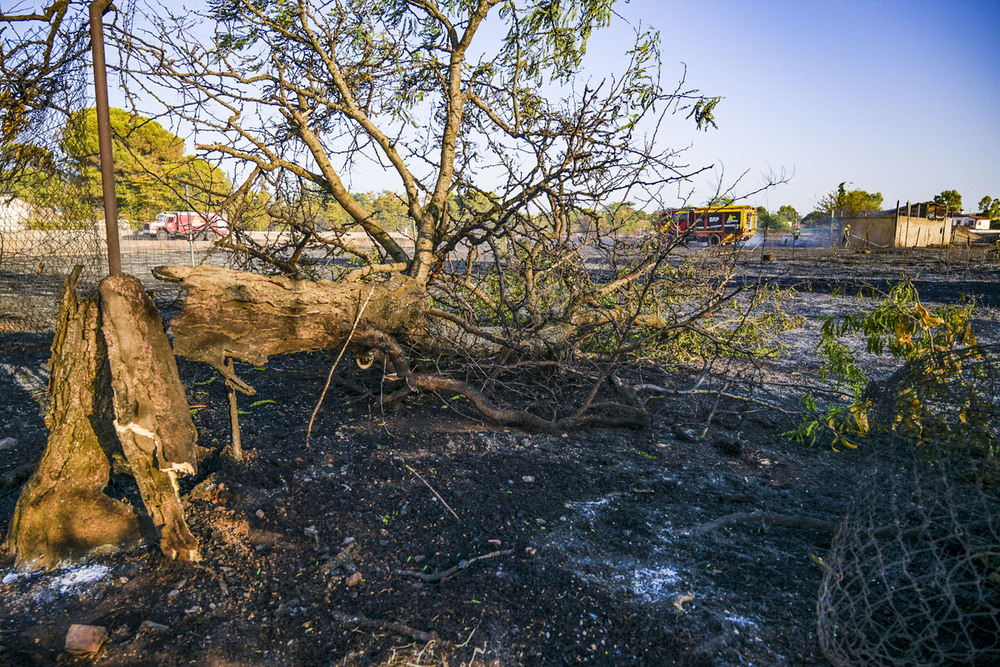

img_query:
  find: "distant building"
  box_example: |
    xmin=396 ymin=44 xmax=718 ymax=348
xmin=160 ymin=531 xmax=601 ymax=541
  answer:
xmin=839 ymin=202 xmax=950 ymax=249
xmin=888 ymin=201 xmax=951 ymax=219
xmin=951 ymin=213 xmax=992 ymax=230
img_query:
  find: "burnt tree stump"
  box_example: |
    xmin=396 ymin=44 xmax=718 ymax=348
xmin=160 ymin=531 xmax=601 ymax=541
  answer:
xmin=5 ymin=271 xmax=203 ymax=569
xmin=4 ymin=268 xmax=141 ymax=572
xmin=100 ymin=274 xmax=201 ymax=562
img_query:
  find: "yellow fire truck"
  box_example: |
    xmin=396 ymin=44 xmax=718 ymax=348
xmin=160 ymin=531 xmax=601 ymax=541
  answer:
xmin=658 ymin=205 xmax=758 ymax=246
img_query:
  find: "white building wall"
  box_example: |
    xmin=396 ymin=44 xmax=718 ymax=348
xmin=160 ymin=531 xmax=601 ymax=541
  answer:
xmin=0 ymin=197 xmax=33 ymax=231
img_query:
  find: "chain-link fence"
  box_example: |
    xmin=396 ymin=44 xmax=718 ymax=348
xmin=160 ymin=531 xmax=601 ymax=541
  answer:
xmin=0 ymin=224 xmax=104 ymax=331
xmin=818 ymin=448 xmax=1000 ymax=665
xmin=1 ymin=0 xmax=93 ymax=330
xmin=818 ymin=345 xmax=1000 ymax=666
xmin=0 ymin=0 xmax=243 ymax=331
xmin=0 ymin=217 xmax=239 ymax=331
xmin=0 ymin=221 xmax=412 ymax=332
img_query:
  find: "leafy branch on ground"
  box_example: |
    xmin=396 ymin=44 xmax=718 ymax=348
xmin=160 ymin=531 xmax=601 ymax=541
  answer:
xmin=788 ymin=281 xmax=995 ymax=455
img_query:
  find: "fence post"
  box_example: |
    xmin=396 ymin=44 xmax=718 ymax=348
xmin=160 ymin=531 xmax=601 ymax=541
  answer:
xmin=89 ymin=0 xmax=121 ymax=276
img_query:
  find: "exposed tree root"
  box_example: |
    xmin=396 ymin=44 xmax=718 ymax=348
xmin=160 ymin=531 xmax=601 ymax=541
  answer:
xmin=680 ymin=511 xmax=838 ymax=538
xmin=330 ymin=610 xmax=440 ymax=644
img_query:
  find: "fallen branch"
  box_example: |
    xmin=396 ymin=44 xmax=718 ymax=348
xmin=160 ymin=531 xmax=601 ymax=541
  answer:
xmin=343 ymin=262 xmax=409 ymax=282
xmin=223 ymin=357 xmax=243 ymax=462
xmin=426 ymin=306 xmax=529 ymax=354
xmin=680 ymin=511 xmax=837 ymax=537
xmin=405 ymin=370 xmax=647 ymax=431
xmin=214 ymin=238 xmax=302 ymax=277
xmin=320 ymin=542 xmax=358 ymax=574
xmin=330 ymin=610 xmax=439 ymax=643
xmin=402 ymin=462 xmax=461 ymax=522
xmin=350 ymin=328 xmax=647 ymax=431
xmin=306 ymin=285 xmax=375 ymax=447
xmin=397 ymin=549 xmax=513 ymax=583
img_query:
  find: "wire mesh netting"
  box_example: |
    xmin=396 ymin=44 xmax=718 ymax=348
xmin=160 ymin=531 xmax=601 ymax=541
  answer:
xmin=0 ymin=225 xmax=104 ymax=331
xmin=818 ymin=345 xmax=1000 ymax=666
xmin=0 ymin=0 xmax=243 ymax=330
xmin=2 ymin=0 xmax=93 ymax=330
xmin=0 ymin=223 xmax=241 ymax=331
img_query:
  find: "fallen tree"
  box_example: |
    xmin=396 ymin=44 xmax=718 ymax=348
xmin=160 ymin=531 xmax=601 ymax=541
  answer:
xmin=3 ymin=1 xmax=796 ymax=571
xmin=7 ymin=1 xmax=791 ymax=436
xmin=111 ymin=0 xmax=789 ymax=428
xmin=153 ymin=262 xmax=654 ymax=431
xmin=151 ymin=264 xmax=428 ymax=394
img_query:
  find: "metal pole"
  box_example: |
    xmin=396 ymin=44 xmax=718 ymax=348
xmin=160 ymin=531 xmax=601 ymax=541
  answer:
xmin=894 ymin=199 xmax=900 ymax=247
xmin=943 ymin=207 xmax=949 ymax=246
xmin=89 ymin=0 xmax=121 ymax=276
xmin=906 ymin=201 xmax=912 ymax=247
xmin=186 ymin=185 xmax=194 ymax=266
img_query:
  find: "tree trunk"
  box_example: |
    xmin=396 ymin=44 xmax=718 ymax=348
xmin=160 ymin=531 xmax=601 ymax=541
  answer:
xmin=99 ymin=274 xmax=201 ymax=562
xmin=152 ymin=265 xmax=428 ymax=392
xmin=4 ymin=268 xmax=142 ymax=572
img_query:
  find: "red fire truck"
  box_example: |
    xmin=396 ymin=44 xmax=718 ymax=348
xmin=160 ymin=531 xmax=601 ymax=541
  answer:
xmin=144 ymin=211 xmax=229 ymax=240
xmin=659 ymin=205 xmax=757 ymax=246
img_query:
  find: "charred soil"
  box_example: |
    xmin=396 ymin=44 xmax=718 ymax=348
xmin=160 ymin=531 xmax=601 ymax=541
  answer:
xmin=2 ymin=246 xmax=999 ymax=666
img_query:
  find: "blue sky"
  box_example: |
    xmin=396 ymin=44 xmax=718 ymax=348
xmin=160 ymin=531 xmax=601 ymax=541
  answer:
xmin=591 ymin=0 xmax=1000 ymax=214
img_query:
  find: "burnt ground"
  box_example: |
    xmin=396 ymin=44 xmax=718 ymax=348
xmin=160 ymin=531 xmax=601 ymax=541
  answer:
xmin=1 ymin=246 xmax=999 ymax=666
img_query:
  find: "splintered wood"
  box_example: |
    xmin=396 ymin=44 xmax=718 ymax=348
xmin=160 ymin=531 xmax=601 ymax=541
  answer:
xmin=100 ymin=274 xmax=201 ymax=562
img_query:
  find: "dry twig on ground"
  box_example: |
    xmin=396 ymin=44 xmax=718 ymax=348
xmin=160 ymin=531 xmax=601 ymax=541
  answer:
xmin=397 ymin=549 xmax=514 ymax=583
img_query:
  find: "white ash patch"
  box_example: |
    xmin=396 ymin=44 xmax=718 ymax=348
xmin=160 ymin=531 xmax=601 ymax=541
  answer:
xmin=546 ymin=486 xmax=687 ymax=604
xmin=2 ymin=571 xmax=24 ymax=585
xmin=49 ymin=564 xmax=111 ymax=593
xmin=565 ymin=497 xmax=611 ymax=513
xmin=723 ymin=613 xmax=759 ymax=628
xmin=624 ymin=566 xmax=680 ymax=601
xmin=562 ymin=497 xmax=611 ymax=530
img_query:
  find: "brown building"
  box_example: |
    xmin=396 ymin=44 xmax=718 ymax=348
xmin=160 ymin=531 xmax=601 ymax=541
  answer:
xmin=839 ymin=202 xmax=950 ymax=249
